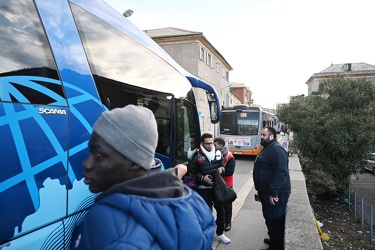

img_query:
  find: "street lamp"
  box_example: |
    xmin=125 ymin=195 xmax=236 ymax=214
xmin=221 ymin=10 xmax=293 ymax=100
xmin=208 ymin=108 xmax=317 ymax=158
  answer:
xmin=123 ymin=9 xmax=134 ymax=17
xmin=220 ymin=84 xmax=232 ymax=95
xmin=219 ymin=84 xmax=232 ymax=107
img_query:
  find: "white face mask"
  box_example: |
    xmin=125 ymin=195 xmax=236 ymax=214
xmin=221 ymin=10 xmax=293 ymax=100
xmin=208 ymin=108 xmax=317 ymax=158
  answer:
xmin=215 ymin=150 xmax=222 ymax=160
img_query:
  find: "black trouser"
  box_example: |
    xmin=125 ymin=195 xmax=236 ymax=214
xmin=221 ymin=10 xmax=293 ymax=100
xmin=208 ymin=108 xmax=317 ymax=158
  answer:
xmin=197 ymin=187 xmax=225 ymax=235
xmin=259 ymin=192 xmax=290 ymax=250
xmin=224 ymin=185 xmax=233 ymax=225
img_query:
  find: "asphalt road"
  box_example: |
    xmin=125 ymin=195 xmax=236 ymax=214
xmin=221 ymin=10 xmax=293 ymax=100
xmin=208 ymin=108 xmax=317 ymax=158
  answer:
xmin=231 ymin=155 xmax=256 ymax=194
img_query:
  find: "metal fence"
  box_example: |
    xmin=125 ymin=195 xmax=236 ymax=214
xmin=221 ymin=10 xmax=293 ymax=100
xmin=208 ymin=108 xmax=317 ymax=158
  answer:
xmin=348 ymin=185 xmax=374 ymax=244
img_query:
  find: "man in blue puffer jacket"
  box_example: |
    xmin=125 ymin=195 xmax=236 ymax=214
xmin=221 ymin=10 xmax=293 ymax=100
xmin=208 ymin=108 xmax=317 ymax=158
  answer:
xmin=70 ymin=105 xmax=215 ymax=250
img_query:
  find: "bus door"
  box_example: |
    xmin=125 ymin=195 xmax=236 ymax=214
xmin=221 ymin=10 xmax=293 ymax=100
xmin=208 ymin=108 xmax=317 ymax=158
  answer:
xmin=0 ymin=1 xmax=71 ymax=246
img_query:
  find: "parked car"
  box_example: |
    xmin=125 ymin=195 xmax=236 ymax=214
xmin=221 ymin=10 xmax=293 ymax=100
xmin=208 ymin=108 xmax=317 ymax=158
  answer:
xmin=365 ymin=153 xmax=375 ymax=175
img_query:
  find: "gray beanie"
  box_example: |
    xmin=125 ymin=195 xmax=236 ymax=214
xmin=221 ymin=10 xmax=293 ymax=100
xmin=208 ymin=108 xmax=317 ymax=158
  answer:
xmin=93 ymin=105 xmax=158 ymax=170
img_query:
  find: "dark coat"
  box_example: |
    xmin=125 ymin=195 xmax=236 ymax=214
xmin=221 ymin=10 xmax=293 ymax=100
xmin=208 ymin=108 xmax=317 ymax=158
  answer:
xmin=187 ymin=148 xmax=224 ymax=188
xmin=253 ymin=139 xmax=291 ymax=196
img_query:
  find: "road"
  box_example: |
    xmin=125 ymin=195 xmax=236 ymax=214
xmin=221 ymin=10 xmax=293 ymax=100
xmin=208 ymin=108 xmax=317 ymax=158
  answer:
xmin=230 ymin=155 xmax=257 ymax=225
xmin=231 ymin=155 xmax=256 ymax=194
xmin=350 ymin=171 xmax=375 ymax=225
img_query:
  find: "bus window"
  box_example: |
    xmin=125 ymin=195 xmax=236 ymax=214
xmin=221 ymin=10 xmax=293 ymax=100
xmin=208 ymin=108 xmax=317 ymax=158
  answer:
xmin=262 ymin=112 xmax=274 ymax=128
xmin=71 ymin=2 xmax=202 ymax=166
xmin=238 ymin=113 xmax=259 ymax=136
xmin=0 ymin=1 xmax=63 ymax=102
xmin=70 ymin=3 xmax=190 ymax=99
xmin=84 ymin=76 xmax=175 ymax=158
xmin=175 ymin=96 xmax=199 ymax=163
xmin=147 ymin=95 xmax=173 ymax=156
xmin=220 ymin=112 xmax=237 ymax=135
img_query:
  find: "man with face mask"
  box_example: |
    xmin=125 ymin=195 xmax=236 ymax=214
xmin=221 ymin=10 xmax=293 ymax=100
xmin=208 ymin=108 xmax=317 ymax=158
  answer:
xmin=188 ymin=133 xmax=230 ymax=244
xmin=253 ymin=127 xmax=291 ymax=250
xmin=214 ymin=137 xmax=236 ymax=232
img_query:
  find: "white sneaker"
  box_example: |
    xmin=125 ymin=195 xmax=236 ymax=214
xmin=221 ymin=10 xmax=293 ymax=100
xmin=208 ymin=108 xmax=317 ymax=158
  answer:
xmin=215 ymin=234 xmax=231 ymax=244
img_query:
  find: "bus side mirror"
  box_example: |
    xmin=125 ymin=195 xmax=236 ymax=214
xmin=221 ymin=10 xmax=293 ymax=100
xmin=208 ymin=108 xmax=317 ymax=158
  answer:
xmin=210 ymin=102 xmax=218 ymax=121
xmin=206 ymin=92 xmax=219 ymax=123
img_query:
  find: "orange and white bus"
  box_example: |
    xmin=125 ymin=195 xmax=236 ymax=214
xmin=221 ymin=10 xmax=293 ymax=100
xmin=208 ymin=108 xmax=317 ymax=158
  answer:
xmin=219 ymin=105 xmax=274 ymax=156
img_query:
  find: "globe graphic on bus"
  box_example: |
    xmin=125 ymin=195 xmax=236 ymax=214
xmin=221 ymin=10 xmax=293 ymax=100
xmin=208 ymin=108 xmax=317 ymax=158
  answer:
xmin=0 ymin=74 xmax=104 ymax=245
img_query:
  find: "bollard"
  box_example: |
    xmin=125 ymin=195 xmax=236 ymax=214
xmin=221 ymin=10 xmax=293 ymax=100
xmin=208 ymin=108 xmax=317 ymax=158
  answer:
xmin=354 ymin=191 xmax=357 ymax=219
xmin=348 ymin=184 xmax=351 ymax=210
xmin=371 ymin=206 xmax=374 ymax=243
xmin=361 ymin=197 xmax=364 ymax=231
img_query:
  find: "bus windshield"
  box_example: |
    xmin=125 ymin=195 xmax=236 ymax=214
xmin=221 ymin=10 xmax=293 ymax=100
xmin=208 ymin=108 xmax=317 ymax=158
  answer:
xmin=219 ymin=105 xmax=274 ymax=156
xmin=220 ymin=112 xmax=260 ymax=135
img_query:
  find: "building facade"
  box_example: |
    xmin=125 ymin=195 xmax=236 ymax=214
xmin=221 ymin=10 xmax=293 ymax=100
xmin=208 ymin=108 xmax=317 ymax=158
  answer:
xmin=306 ymin=62 xmax=375 ymax=95
xmin=144 ymin=27 xmax=237 ymax=135
xmin=228 ymin=82 xmax=253 ymax=107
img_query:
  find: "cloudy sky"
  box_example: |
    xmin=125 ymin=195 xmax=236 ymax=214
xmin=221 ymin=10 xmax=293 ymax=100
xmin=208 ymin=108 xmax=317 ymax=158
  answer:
xmin=104 ymin=0 xmax=375 ymax=109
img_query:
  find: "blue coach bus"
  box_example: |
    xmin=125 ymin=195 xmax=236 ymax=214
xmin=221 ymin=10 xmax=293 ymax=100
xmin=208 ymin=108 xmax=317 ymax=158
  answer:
xmin=0 ymin=0 xmax=220 ymax=248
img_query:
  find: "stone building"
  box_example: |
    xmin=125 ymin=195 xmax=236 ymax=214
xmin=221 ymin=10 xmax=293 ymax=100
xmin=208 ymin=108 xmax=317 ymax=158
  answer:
xmin=228 ymin=82 xmax=253 ymax=107
xmin=306 ymin=62 xmax=375 ymax=95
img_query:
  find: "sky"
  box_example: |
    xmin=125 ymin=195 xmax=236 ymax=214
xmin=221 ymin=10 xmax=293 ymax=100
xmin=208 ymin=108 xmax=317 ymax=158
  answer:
xmin=104 ymin=0 xmax=375 ymax=109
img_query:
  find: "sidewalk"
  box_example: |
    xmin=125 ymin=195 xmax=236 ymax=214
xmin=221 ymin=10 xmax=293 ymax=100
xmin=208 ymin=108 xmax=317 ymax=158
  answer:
xmin=213 ymin=133 xmax=291 ymax=250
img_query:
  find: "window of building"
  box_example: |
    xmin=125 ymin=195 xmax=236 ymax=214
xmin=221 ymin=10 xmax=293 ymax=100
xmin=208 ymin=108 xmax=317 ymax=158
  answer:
xmin=207 ymin=54 xmax=211 ymax=67
xmin=344 ymin=63 xmax=352 ymax=71
xmin=199 ymin=47 xmax=205 ymax=61
xmin=223 ymin=70 xmax=229 ymax=81
xmin=200 ymin=116 xmax=205 ymax=132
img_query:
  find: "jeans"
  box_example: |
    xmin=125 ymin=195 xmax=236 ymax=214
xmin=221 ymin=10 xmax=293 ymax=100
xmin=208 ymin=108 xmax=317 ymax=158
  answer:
xmin=259 ymin=192 xmax=290 ymax=249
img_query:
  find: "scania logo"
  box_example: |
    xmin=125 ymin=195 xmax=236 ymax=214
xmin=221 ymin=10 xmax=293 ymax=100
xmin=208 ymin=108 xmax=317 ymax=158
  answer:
xmin=38 ymin=108 xmax=67 ymax=115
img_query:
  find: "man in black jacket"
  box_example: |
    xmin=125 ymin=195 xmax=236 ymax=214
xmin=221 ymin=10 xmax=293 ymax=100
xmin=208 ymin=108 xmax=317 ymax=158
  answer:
xmin=253 ymin=127 xmax=291 ymax=250
xmin=188 ymin=133 xmax=230 ymax=244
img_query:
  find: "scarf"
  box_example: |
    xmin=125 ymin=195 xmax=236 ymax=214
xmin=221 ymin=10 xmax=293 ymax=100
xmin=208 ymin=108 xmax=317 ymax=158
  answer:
xmin=220 ymin=143 xmax=229 ymax=157
xmin=200 ymin=144 xmax=216 ymax=161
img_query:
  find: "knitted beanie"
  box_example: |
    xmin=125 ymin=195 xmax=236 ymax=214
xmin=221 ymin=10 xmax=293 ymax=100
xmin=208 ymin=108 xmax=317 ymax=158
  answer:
xmin=93 ymin=105 xmax=158 ymax=170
